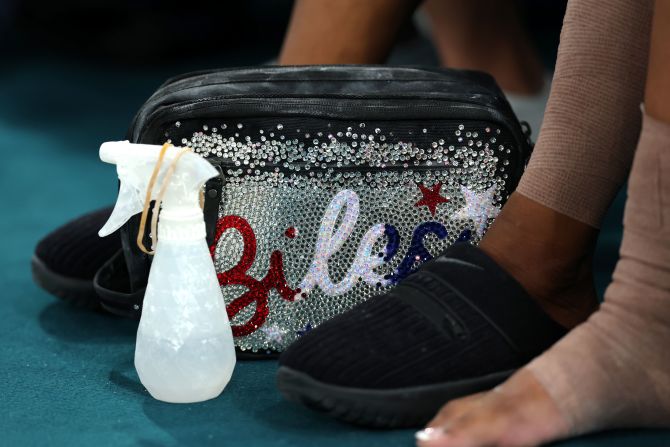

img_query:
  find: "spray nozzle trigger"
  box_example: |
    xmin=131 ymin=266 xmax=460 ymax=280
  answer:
xmin=97 ymin=141 xmax=219 ymax=239
xmin=99 ymin=180 xmax=143 ymax=237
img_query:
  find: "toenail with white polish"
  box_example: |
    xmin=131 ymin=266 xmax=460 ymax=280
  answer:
xmin=415 ymin=427 xmax=448 ymax=441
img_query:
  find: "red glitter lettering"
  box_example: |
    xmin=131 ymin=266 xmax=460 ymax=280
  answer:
xmin=210 ymin=215 xmax=297 ymax=337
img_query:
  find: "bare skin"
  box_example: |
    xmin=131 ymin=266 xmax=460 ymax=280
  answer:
xmin=279 ymin=0 xmax=419 ymax=64
xmin=417 ymin=369 xmax=568 ymax=447
xmin=422 ymin=0 xmax=545 ymax=94
xmin=416 ymin=2 xmax=670 ymax=446
xmin=645 ymin=0 xmax=670 ymax=122
xmin=480 ymin=194 xmax=599 ymax=329
xmin=280 ymin=0 xmax=544 ymax=95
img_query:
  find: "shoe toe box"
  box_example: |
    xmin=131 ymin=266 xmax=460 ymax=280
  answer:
xmin=279 ymin=290 xmax=517 ymax=389
xmin=35 ymin=207 xmax=119 ymax=279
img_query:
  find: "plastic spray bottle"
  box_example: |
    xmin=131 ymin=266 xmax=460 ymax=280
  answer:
xmin=98 ymin=141 xmax=236 ymax=403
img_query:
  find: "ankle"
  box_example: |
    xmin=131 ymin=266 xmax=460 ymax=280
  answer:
xmin=480 ymin=194 xmax=600 ymax=328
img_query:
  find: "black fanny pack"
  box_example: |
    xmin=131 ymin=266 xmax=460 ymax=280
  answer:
xmin=94 ymin=65 xmax=532 ymax=357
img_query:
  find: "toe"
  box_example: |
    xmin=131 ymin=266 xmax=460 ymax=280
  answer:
xmin=426 ymin=393 xmax=487 ymax=429
xmin=417 ymin=399 xmax=519 ymax=447
xmin=415 ymin=426 xmax=452 ymax=446
xmin=417 ymin=370 xmax=572 ymax=447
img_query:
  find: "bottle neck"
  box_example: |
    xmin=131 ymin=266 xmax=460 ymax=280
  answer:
xmin=157 ymin=207 xmax=206 ymax=242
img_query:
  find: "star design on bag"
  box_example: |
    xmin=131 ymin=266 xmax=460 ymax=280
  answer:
xmin=414 ymin=182 xmax=449 ymax=216
xmin=454 ymin=185 xmax=501 ymax=237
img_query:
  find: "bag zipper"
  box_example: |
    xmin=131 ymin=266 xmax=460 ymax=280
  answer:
xmin=152 ymin=66 xmax=503 ymax=99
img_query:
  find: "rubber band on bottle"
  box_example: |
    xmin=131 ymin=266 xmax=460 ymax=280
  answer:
xmin=136 ymin=144 xmax=192 ymax=255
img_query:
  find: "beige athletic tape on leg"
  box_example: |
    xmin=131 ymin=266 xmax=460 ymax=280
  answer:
xmin=517 ymin=0 xmax=652 ymax=228
xmin=526 ymin=112 xmax=670 ymax=435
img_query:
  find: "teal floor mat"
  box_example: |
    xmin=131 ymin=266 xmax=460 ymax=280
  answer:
xmin=2 ymin=59 xmax=669 ymax=446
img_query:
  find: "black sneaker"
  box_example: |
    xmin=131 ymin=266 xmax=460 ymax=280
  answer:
xmin=32 ymin=207 xmax=119 ymax=308
xmin=276 ymin=243 xmax=566 ymax=428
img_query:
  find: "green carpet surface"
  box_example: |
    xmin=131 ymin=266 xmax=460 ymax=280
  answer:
xmin=2 ymin=59 xmax=669 ymax=447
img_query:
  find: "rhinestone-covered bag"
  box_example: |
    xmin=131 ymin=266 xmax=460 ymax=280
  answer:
xmin=101 ymin=66 xmax=532 ymax=356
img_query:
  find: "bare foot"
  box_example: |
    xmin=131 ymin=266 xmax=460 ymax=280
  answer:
xmin=415 ymin=369 xmax=570 ymax=447
xmin=480 ymin=193 xmax=600 ymax=328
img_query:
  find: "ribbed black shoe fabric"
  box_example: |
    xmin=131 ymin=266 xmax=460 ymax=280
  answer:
xmin=32 ymin=206 xmax=118 ymax=307
xmin=277 ymin=242 xmax=567 ymax=427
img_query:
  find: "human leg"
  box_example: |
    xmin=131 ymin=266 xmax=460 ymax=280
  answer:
xmin=278 ymin=0 xmax=418 ymax=65
xmin=417 ymin=2 xmax=670 ymax=445
xmin=479 ymin=0 xmax=652 ymax=328
xmin=421 ymin=0 xmax=544 ymax=95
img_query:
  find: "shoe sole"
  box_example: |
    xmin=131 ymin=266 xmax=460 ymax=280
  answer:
xmin=31 ymin=255 xmax=100 ymax=309
xmin=276 ymin=366 xmax=514 ymax=428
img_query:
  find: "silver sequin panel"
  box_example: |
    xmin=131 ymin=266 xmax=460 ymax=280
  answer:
xmin=186 ymin=123 xmax=509 ymax=352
